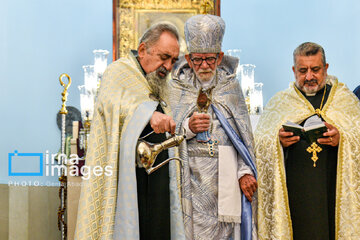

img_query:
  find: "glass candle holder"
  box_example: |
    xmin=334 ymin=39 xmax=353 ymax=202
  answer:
xmin=226 ymin=49 xmax=241 ymax=63
xmin=82 ymin=65 xmax=97 ymax=95
xmin=227 ymin=49 xmax=242 ymax=77
xmin=78 ymin=85 xmax=95 ymax=121
xmin=93 ymin=49 xmax=109 ymax=90
xmin=250 ymin=82 xmax=264 ymax=115
xmin=93 ymin=49 xmax=109 ymax=76
xmin=240 ymin=64 xmax=256 ymax=98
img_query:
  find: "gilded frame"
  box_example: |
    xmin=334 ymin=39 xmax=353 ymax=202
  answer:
xmin=113 ymin=0 xmax=220 ymax=60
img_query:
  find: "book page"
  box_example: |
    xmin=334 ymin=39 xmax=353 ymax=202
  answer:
xmin=303 ymin=115 xmax=325 ymax=131
xmin=283 ymin=120 xmax=302 ymax=129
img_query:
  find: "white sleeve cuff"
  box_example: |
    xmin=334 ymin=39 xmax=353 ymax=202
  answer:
xmin=237 ymin=157 xmax=254 ymax=180
xmin=183 ymin=117 xmax=196 ymax=140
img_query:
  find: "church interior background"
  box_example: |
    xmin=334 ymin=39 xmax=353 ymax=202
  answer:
xmin=1 ymin=0 xmax=359 ymax=239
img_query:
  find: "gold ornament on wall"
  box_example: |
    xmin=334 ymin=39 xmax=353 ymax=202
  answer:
xmin=113 ymin=0 xmax=220 ymax=60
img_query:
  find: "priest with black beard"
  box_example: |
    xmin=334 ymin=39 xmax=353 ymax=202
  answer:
xmin=254 ymin=42 xmax=360 ymax=240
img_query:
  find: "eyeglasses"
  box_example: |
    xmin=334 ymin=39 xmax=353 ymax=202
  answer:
xmin=190 ymin=56 xmax=217 ymax=66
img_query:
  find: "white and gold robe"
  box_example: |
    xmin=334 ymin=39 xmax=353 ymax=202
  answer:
xmin=74 ymin=52 xmax=184 ymax=240
xmin=254 ymin=77 xmax=360 ymax=240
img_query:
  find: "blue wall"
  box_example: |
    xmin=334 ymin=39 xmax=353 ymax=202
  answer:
xmin=1 ymin=0 xmax=359 ymax=184
xmin=0 ymin=0 xmax=112 ymax=184
xmin=222 ymin=0 xmax=360 ymax=102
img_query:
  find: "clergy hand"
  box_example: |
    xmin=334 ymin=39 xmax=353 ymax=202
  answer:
xmin=150 ymin=111 xmax=176 ymax=134
xmin=317 ymin=122 xmax=340 ymax=147
xmin=279 ymin=128 xmax=300 ymax=147
xmin=188 ymin=112 xmax=210 ymax=133
xmin=239 ymin=174 xmax=257 ymax=202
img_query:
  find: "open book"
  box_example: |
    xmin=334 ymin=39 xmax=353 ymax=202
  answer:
xmin=282 ymin=115 xmax=328 ymax=143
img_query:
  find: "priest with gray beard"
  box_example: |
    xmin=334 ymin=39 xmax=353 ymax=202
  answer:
xmin=74 ymin=22 xmax=185 ymax=240
xmin=133 ymin=25 xmax=180 ymax=240
xmin=254 ymin=42 xmax=360 ymax=240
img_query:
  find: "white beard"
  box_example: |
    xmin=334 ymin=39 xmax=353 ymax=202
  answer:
xmin=194 ymin=68 xmax=216 ymax=82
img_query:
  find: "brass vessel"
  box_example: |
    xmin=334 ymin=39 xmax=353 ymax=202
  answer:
xmin=137 ymin=135 xmax=185 ymax=174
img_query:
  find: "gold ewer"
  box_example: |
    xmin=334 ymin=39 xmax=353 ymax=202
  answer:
xmin=137 ymin=134 xmax=185 ymax=174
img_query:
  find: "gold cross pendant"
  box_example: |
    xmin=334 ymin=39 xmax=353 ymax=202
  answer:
xmin=208 ymin=139 xmax=218 ymax=157
xmin=306 ymin=142 xmax=322 ymax=167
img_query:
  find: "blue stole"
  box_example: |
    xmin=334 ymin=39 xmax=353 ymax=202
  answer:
xmin=210 ymin=104 xmax=257 ymax=240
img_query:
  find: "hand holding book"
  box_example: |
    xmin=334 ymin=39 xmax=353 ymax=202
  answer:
xmin=282 ymin=115 xmax=327 ymax=144
xmin=280 ymin=115 xmax=340 ymax=147
xmin=279 ymin=128 xmax=300 ymax=147
xmin=317 ymin=122 xmax=340 ymax=147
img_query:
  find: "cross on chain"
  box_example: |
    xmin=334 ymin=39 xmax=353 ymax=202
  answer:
xmin=306 ymin=142 xmax=322 ymax=167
